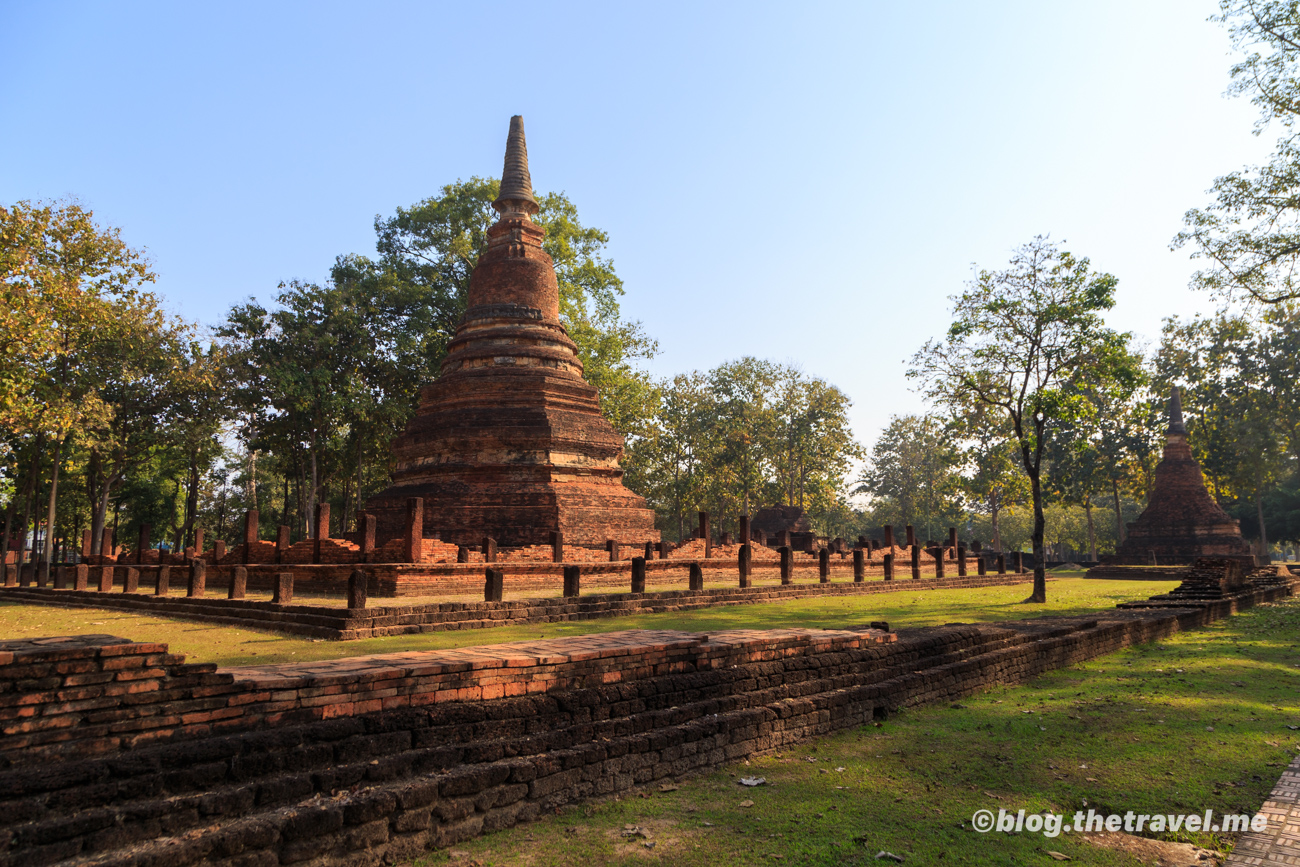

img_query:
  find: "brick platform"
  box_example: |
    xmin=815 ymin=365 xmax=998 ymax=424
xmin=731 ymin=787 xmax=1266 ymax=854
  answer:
xmin=0 ymin=572 xmax=1042 ymax=639
xmin=0 ymin=579 xmax=1291 ymax=866
xmin=1226 ymin=755 xmax=1300 ymax=866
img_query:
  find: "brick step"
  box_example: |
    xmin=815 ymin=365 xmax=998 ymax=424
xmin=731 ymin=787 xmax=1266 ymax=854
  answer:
xmin=3 ymin=579 xmax=1292 ymax=866
xmin=0 ymin=658 xmax=988 ymax=866
xmin=0 ymin=617 xmax=1143 ymax=867
xmin=1 ymin=576 xmax=1040 ymax=641
xmin=0 ymin=625 xmax=1025 ymax=864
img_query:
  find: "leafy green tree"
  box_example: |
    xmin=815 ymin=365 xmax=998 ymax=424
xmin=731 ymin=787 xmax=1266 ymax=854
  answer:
xmin=707 ymin=358 xmax=780 ymax=517
xmin=623 ymin=372 xmax=706 ymax=541
xmin=80 ymin=297 xmax=208 ymax=556
xmin=771 ymin=366 xmax=862 ymax=514
xmin=857 ymin=414 xmax=962 ymax=543
xmin=947 ymin=404 xmax=1028 ymax=551
xmin=0 ymin=200 xmax=160 ymax=572
xmin=1173 ymin=2 xmax=1300 ymax=304
xmin=912 ymin=236 xmax=1138 ymax=602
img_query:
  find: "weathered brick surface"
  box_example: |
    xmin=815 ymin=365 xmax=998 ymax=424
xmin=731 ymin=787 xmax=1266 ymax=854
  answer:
xmin=0 ymin=579 xmax=1290 ymax=866
xmin=1 ymin=571 xmax=1032 ymax=639
xmin=1108 ymin=390 xmax=1253 ymax=565
xmin=363 ymin=119 xmax=659 ymax=549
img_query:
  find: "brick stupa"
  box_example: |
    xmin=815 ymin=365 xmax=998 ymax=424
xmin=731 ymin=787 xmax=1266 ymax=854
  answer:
xmin=366 ymin=117 xmax=659 ymax=548
xmin=1107 ymin=388 xmax=1253 ymax=566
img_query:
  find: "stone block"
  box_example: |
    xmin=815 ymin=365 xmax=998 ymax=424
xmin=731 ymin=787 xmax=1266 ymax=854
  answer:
xmin=563 ymin=565 xmax=580 ymax=598
xmin=348 ymin=570 xmax=368 ymax=609
xmin=276 ymin=525 xmax=291 ymax=564
xmin=485 ymin=568 xmax=504 ymax=603
xmin=229 ymin=567 xmax=247 ymax=600
xmin=188 ymin=560 xmax=206 ymax=598
xmin=404 ymin=498 xmax=423 ymax=564
xmin=273 ymin=573 xmax=293 ymax=605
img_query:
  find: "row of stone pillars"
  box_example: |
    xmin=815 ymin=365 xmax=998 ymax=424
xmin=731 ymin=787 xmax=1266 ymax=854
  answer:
xmin=82 ymin=507 xmax=327 ymax=567
xmin=4 ymin=560 xmax=299 ymax=603
xmin=473 ymin=545 xmax=1028 ymax=603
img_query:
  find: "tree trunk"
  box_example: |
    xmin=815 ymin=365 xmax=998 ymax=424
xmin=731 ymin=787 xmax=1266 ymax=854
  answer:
xmin=1111 ymin=478 xmax=1125 ymax=546
xmin=112 ymin=498 xmax=121 ymax=555
xmin=281 ymin=474 xmax=290 ymax=535
xmin=91 ymin=469 xmax=122 ymax=558
xmin=87 ymin=449 xmax=104 ymax=556
xmin=1257 ymin=480 xmax=1270 ymax=561
xmin=309 ymin=438 xmax=319 ymax=539
xmin=1028 ymin=468 xmax=1046 ymax=602
xmin=990 ymin=490 xmax=1002 ymax=552
xmin=216 ymin=485 xmax=226 ymax=546
xmin=247 ymin=448 xmax=258 ymax=508
xmin=40 ymin=433 xmax=66 ymax=583
xmin=1084 ymin=495 xmax=1097 ymax=562
xmin=1 ymin=495 xmax=14 ymax=571
xmin=184 ymin=450 xmax=199 ymax=548
xmin=17 ymin=434 xmax=45 ymax=567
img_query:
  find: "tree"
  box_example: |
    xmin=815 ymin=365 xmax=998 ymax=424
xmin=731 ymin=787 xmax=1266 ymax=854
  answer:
xmin=622 ymin=373 xmax=704 ymax=541
xmin=79 ymin=297 xmax=209 ymax=556
xmin=0 ymin=200 xmax=157 ymax=572
xmin=1173 ymin=2 xmax=1300 ymax=304
xmin=856 ymin=414 xmax=961 ymax=542
xmin=947 ymin=404 xmax=1028 ymax=551
xmin=771 ymin=366 xmax=862 ymax=514
xmin=911 ymin=236 xmax=1138 ymax=602
xmin=624 ymin=360 xmax=862 ymax=540
xmin=707 ymin=358 xmax=780 ymax=517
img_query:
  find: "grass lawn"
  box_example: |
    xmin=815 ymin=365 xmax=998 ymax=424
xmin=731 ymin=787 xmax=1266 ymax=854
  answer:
xmin=410 ymin=593 xmax=1300 ymax=866
xmin=0 ymin=577 xmax=1170 ymax=667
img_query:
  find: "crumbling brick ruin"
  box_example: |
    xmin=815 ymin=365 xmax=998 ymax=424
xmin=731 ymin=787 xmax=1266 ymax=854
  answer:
xmin=362 ymin=117 xmax=659 ymax=549
xmin=0 ymin=571 xmax=1291 ymax=866
xmin=1104 ymin=389 xmax=1254 ymax=567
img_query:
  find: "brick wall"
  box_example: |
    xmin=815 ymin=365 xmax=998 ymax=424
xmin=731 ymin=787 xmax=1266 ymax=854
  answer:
xmin=1 ymin=573 xmax=1040 ymax=639
xmin=0 ymin=582 xmax=1288 ymax=867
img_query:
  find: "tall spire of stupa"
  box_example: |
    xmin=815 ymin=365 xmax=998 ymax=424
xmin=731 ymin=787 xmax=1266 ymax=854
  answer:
xmin=493 ymin=115 xmax=537 ymax=215
xmin=1168 ymin=387 xmax=1186 ymax=436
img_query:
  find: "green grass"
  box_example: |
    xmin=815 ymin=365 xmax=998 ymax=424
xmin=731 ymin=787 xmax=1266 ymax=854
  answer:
xmin=0 ymin=577 xmax=1169 ymax=668
xmin=412 ymin=593 xmax=1300 ymax=867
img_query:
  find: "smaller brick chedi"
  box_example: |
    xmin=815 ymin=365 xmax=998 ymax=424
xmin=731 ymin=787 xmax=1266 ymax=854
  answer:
xmin=366 ymin=117 xmax=659 ymax=548
xmin=1108 ymin=387 xmax=1254 ymax=565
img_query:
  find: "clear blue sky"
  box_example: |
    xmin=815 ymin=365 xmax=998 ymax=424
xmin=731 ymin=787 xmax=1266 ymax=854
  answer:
xmin=0 ymin=1 xmax=1272 ymax=459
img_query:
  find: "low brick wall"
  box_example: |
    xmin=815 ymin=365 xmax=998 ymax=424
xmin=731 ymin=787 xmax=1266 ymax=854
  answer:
xmin=0 ymin=581 xmax=1287 ymax=867
xmin=0 ymin=573 xmax=1041 ymax=639
xmin=10 ymin=555 xmax=991 ymax=599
